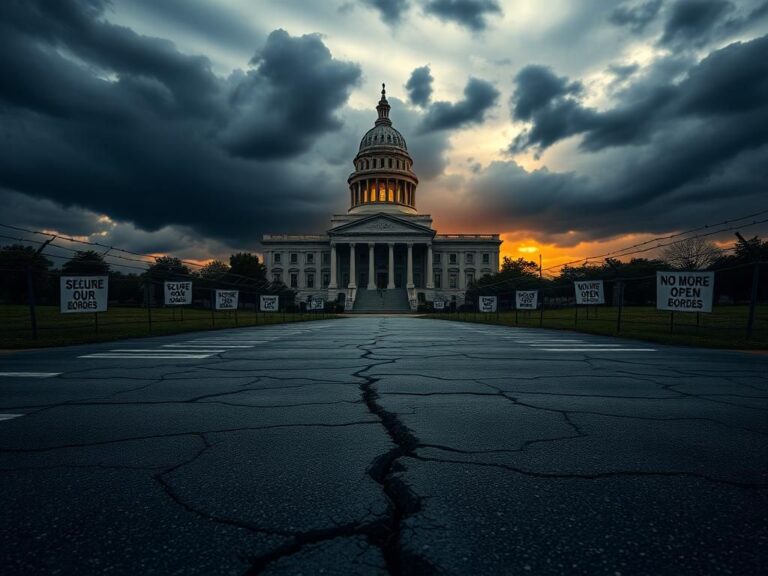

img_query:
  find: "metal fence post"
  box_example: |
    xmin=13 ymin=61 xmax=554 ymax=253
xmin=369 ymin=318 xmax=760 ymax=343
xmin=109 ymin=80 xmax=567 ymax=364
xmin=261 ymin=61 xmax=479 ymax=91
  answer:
xmin=747 ymin=261 xmax=760 ymax=339
xmin=616 ymin=281 xmax=624 ymax=333
xmin=26 ymin=264 xmax=38 ymax=340
xmin=145 ymin=282 xmax=153 ymax=334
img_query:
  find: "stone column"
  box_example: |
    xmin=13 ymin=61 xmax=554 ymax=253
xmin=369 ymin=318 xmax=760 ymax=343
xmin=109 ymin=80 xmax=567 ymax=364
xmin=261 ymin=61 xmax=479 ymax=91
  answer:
xmin=367 ymin=243 xmax=376 ymax=289
xmin=348 ymin=243 xmax=356 ymax=288
xmin=426 ymin=243 xmax=434 ymax=289
xmin=406 ymin=242 xmax=414 ymax=289
xmin=328 ymin=243 xmax=337 ymax=289
xmin=387 ymin=243 xmax=395 ymax=289
xmin=442 ymin=248 xmax=448 ymax=290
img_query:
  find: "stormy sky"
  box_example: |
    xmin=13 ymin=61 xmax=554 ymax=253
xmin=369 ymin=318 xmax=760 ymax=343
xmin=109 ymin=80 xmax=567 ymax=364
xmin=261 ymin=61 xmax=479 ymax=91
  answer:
xmin=2 ymin=0 xmax=768 ymax=266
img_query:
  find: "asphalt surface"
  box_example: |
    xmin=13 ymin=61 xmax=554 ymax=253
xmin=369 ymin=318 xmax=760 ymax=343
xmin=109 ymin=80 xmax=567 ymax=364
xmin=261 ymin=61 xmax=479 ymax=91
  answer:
xmin=0 ymin=316 xmax=766 ymax=575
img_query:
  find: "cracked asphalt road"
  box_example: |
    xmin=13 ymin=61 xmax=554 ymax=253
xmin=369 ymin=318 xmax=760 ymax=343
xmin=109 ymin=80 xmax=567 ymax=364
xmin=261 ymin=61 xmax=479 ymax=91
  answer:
xmin=1 ymin=317 xmax=766 ymax=575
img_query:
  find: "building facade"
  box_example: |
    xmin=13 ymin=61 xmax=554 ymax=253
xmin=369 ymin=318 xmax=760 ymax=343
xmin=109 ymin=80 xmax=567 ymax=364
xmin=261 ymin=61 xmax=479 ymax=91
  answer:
xmin=262 ymin=85 xmax=501 ymax=311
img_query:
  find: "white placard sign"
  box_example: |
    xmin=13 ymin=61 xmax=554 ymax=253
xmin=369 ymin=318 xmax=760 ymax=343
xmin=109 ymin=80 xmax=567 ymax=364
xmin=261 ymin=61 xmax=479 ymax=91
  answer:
xmin=215 ymin=290 xmax=239 ymax=310
xmin=309 ymin=297 xmax=324 ymax=310
xmin=260 ymin=295 xmax=279 ymax=312
xmin=574 ymin=280 xmax=605 ymax=305
xmin=478 ymin=296 xmax=497 ymax=313
xmin=656 ymin=271 xmax=714 ymax=313
xmin=515 ymin=290 xmax=538 ymax=310
xmin=164 ymin=281 xmax=192 ymax=305
xmin=60 ymin=276 xmax=108 ymax=313
xmin=433 ymin=300 xmax=445 ymax=310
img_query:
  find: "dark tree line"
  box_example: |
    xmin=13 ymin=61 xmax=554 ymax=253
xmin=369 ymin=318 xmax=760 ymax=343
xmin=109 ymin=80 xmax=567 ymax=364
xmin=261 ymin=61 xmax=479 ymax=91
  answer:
xmin=0 ymin=247 xmax=293 ymax=306
xmin=468 ymin=236 xmax=768 ymax=307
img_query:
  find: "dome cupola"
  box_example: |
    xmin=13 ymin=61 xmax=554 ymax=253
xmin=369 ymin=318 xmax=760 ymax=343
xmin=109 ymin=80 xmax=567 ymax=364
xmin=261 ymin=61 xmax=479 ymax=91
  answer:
xmin=348 ymin=84 xmax=418 ymax=215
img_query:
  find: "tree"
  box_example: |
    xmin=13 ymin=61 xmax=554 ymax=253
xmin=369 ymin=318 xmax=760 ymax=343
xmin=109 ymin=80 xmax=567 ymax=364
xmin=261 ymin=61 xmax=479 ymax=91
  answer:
xmin=661 ymin=237 xmax=722 ymax=270
xmin=62 ymin=250 xmax=110 ymax=275
xmin=145 ymin=256 xmax=191 ymax=282
xmin=0 ymin=244 xmax=52 ymax=304
xmin=229 ymin=252 xmax=266 ymax=284
xmin=199 ymin=260 xmax=230 ymax=280
xmin=500 ymin=257 xmax=539 ymax=277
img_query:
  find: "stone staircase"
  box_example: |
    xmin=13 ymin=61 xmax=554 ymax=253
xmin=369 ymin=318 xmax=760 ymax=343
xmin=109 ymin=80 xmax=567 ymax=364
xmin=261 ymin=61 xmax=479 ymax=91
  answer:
xmin=352 ymin=288 xmax=411 ymax=313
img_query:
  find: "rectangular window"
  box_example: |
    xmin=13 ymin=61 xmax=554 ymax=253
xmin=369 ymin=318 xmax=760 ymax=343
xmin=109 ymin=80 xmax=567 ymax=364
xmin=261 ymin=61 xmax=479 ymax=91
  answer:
xmin=449 ymin=253 xmax=457 ymax=265
xmin=482 ymin=253 xmax=490 ymax=265
xmin=307 ymin=273 xmax=315 ymax=288
xmin=466 ymin=272 xmax=475 ymax=285
xmin=434 ymin=272 xmax=442 ymax=289
xmin=434 ymin=253 xmax=441 ymax=265
xmin=322 ymin=252 xmax=330 ymax=265
xmin=273 ymin=253 xmax=281 ymax=264
xmin=290 ymin=253 xmax=298 ymax=264
xmin=322 ymin=273 xmax=330 ymax=287
xmin=449 ymin=273 xmax=458 ymax=289
xmin=306 ymin=253 xmax=314 ymax=264
xmin=466 ymin=253 xmax=474 ymax=264
xmin=272 ymin=272 xmax=281 ymax=283
xmin=290 ymin=273 xmax=298 ymax=288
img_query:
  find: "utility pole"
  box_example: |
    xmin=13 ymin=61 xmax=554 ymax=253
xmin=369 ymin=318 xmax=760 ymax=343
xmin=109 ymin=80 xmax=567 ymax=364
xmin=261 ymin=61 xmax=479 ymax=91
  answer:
xmin=27 ymin=235 xmax=56 ymax=339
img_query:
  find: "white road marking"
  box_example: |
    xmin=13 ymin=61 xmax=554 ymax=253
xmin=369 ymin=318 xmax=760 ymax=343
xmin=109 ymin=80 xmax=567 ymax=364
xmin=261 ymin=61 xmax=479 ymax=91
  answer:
xmin=513 ymin=340 xmax=585 ymax=343
xmin=79 ymin=354 xmax=213 ymax=359
xmin=529 ymin=344 xmax=623 ymax=347
xmin=0 ymin=372 xmax=61 ymax=378
xmin=162 ymin=344 xmax=253 ymax=349
xmin=537 ymin=348 xmax=656 ymax=352
xmin=115 ymin=349 xmax=226 ymax=353
xmin=0 ymin=414 xmax=23 ymax=422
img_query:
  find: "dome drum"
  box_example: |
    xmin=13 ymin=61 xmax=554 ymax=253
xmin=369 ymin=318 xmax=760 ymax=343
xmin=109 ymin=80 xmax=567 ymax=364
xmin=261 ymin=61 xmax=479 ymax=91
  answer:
xmin=348 ymin=84 xmax=419 ymax=216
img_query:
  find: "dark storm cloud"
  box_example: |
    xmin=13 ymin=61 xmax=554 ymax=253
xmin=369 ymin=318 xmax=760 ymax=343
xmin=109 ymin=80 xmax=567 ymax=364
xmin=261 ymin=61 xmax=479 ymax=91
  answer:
xmin=660 ymin=0 xmax=768 ymax=48
xmin=422 ymin=0 xmax=502 ymax=32
xmin=608 ymin=0 xmax=663 ymax=33
xmin=362 ymin=0 xmax=410 ymax=25
xmin=510 ymin=65 xmax=583 ymax=121
xmin=509 ymin=35 xmax=768 ymax=154
xmin=420 ymin=77 xmax=499 ymax=132
xmin=660 ymin=0 xmax=734 ymax=46
xmin=405 ymin=65 xmax=434 ymax=107
xmin=0 ymin=0 xmax=362 ymax=245
xmin=222 ymin=30 xmax=361 ymax=158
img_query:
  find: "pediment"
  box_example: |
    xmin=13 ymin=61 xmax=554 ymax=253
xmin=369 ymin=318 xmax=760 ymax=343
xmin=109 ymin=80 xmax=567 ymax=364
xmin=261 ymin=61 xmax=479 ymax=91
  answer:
xmin=329 ymin=213 xmax=434 ymax=236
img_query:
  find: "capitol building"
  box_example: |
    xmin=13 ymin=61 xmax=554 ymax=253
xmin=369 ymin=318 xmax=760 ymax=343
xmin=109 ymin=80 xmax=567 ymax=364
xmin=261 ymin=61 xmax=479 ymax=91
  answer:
xmin=262 ymin=86 xmax=501 ymax=312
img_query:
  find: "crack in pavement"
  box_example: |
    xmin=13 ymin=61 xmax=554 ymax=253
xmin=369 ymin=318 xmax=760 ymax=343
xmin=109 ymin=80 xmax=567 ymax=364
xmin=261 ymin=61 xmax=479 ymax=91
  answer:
xmin=243 ymin=320 xmax=439 ymax=576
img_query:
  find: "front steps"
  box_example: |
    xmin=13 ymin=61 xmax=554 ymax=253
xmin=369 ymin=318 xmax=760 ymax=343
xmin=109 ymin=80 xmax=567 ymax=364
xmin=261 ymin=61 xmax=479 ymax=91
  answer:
xmin=352 ymin=288 xmax=411 ymax=313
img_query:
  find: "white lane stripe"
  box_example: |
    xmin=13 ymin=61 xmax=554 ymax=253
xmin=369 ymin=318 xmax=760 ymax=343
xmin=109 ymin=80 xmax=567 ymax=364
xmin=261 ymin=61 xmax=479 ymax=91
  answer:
xmin=529 ymin=344 xmax=623 ymax=347
xmin=113 ymin=349 xmax=226 ymax=353
xmin=537 ymin=348 xmax=656 ymax=352
xmin=163 ymin=344 xmax=252 ymax=349
xmin=0 ymin=414 xmax=23 ymax=422
xmin=190 ymin=340 xmax=269 ymax=343
xmin=0 ymin=372 xmax=61 ymax=378
xmin=514 ymin=340 xmax=585 ymax=343
xmin=79 ymin=354 xmax=213 ymax=359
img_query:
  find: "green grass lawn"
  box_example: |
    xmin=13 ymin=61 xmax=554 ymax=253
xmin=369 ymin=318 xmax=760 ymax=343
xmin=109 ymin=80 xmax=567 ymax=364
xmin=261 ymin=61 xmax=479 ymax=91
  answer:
xmin=435 ymin=305 xmax=768 ymax=349
xmin=0 ymin=305 xmax=336 ymax=349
